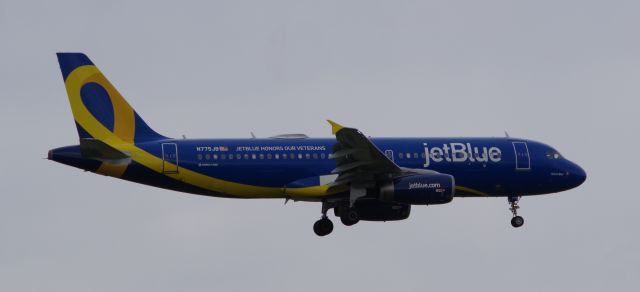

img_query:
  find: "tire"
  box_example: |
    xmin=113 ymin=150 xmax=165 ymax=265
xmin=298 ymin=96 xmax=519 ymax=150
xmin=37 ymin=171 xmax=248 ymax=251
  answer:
xmin=511 ymin=216 xmax=524 ymax=228
xmin=340 ymin=209 xmax=360 ymax=226
xmin=313 ymin=218 xmax=334 ymax=236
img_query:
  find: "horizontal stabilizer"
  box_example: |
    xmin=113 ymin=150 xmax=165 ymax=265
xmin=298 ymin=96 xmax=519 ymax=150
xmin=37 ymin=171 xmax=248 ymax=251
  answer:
xmin=80 ymin=139 xmax=131 ymax=160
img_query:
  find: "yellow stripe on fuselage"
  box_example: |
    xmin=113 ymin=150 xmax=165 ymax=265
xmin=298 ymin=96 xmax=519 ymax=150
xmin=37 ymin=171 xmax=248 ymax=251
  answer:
xmin=96 ymin=163 xmax=129 ymax=177
xmin=455 ymin=186 xmax=489 ymax=197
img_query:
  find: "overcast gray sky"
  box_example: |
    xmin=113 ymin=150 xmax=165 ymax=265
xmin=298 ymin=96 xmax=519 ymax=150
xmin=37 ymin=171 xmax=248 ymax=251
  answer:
xmin=1 ymin=0 xmax=639 ymax=291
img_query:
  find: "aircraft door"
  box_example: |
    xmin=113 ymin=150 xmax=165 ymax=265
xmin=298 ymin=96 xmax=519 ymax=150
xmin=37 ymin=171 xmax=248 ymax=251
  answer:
xmin=512 ymin=142 xmax=531 ymax=170
xmin=162 ymin=143 xmax=179 ymax=173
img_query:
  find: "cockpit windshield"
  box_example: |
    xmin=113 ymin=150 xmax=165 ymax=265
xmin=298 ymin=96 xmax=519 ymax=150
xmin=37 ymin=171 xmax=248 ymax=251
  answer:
xmin=546 ymin=149 xmax=563 ymax=160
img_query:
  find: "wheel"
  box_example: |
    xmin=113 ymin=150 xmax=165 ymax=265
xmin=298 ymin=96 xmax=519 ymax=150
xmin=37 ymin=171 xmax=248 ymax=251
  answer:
xmin=511 ymin=216 xmax=524 ymax=228
xmin=340 ymin=208 xmax=360 ymax=226
xmin=313 ymin=218 xmax=334 ymax=236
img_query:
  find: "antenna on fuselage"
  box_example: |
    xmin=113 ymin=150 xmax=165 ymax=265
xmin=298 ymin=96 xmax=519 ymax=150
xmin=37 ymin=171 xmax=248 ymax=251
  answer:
xmin=250 ymin=132 xmax=256 ymax=139
xmin=182 ymin=135 xmax=186 ymax=139
xmin=504 ymin=131 xmax=510 ymax=138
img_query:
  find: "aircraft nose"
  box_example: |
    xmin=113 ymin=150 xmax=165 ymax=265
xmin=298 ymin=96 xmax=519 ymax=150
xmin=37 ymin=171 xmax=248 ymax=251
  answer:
xmin=568 ymin=162 xmax=587 ymax=188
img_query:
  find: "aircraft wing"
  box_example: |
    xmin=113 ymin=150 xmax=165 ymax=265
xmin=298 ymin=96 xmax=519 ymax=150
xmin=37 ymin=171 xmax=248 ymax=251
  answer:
xmin=327 ymin=120 xmax=402 ymax=190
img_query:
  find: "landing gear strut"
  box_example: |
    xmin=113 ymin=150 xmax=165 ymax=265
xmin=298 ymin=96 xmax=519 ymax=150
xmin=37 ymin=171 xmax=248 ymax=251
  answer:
xmin=508 ymin=196 xmax=524 ymax=228
xmin=313 ymin=201 xmax=334 ymax=236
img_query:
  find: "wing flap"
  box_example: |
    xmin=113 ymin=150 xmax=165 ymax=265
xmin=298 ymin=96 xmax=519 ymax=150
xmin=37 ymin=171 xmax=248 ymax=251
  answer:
xmin=331 ymin=160 xmax=378 ymax=174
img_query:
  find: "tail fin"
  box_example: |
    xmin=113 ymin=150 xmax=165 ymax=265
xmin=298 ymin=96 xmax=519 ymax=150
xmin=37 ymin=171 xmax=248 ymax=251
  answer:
xmin=56 ymin=53 xmax=167 ymax=144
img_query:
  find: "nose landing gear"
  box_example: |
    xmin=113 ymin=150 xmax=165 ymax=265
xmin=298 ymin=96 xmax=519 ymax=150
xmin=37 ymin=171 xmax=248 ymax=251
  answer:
xmin=508 ymin=196 xmax=524 ymax=228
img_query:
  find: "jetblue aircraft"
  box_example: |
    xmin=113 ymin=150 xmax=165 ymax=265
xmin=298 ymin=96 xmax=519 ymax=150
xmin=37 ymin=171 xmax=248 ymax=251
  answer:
xmin=49 ymin=53 xmax=587 ymax=236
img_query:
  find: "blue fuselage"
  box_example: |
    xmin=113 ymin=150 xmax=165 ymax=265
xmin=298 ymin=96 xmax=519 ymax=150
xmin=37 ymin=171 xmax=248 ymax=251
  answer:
xmin=50 ymin=137 xmax=586 ymax=200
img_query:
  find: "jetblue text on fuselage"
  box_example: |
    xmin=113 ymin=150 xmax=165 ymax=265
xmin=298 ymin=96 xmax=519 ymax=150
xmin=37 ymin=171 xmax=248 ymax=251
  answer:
xmin=409 ymin=182 xmax=442 ymax=189
xmin=423 ymin=143 xmax=502 ymax=167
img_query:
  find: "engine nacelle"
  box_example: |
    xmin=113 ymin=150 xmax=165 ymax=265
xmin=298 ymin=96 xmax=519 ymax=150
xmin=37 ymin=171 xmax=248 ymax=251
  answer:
xmin=380 ymin=173 xmax=455 ymax=205
xmin=354 ymin=201 xmax=411 ymax=221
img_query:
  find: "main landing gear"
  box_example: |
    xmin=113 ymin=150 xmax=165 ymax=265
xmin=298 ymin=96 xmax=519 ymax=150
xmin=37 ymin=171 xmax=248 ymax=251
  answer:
xmin=340 ymin=208 xmax=360 ymax=226
xmin=313 ymin=202 xmax=334 ymax=236
xmin=313 ymin=201 xmax=362 ymax=236
xmin=508 ymin=196 xmax=524 ymax=228
xmin=313 ymin=217 xmax=333 ymax=237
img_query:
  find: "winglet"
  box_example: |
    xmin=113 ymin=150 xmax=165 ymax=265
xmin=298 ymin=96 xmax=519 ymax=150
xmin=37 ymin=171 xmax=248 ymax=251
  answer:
xmin=327 ymin=120 xmax=344 ymax=135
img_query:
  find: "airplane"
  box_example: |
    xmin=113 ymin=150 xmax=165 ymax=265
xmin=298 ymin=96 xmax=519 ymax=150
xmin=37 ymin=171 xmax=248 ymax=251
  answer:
xmin=49 ymin=53 xmax=587 ymax=236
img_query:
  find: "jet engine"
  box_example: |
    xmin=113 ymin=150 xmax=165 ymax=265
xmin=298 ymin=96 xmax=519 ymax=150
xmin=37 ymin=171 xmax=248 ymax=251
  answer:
xmin=380 ymin=173 xmax=455 ymax=205
xmin=335 ymin=200 xmax=411 ymax=221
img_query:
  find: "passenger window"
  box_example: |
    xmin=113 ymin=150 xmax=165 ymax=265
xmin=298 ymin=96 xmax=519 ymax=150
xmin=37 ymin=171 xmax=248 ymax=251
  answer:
xmin=305 ymin=153 xmax=310 ymax=159
xmin=413 ymin=153 xmax=418 ymax=159
xmin=213 ymin=154 xmax=218 ymax=160
xmin=259 ymin=154 xmax=264 ymax=159
xmin=220 ymin=154 xmax=226 ymax=160
xmin=251 ymin=154 xmax=256 ymax=160
xmin=205 ymin=154 xmax=211 ymax=160
xmin=313 ymin=153 xmax=318 ymax=159
xmin=197 ymin=154 xmax=203 ymax=160
xmin=229 ymin=154 xmax=234 ymax=160
xmin=275 ymin=154 xmax=280 ymax=159
xmin=283 ymin=153 xmax=288 ymax=159
xmin=298 ymin=154 xmax=303 ymax=159
xmin=321 ymin=153 xmax=326 ymax=159
xmin=236 ymin=154 xmax=241 ymax=159
xmin=267 ymin=153 xmax=272 ymax=159
xmin=399 ymin=153 xmax=404 ymax=159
